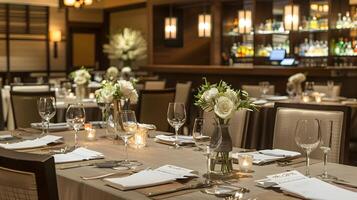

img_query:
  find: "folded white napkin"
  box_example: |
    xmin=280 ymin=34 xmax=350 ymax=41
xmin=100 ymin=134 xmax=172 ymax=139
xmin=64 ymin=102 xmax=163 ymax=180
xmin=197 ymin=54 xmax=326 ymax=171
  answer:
xmin=104 ymin=165 xmax=197 ymax=190
xmin=0 ymin=134 xmax=13 ymax=140
xmin=0 ymin=135 xmax=63 ymax=150
xmin=31 ymin=122 xmax=69 ymax=129
xmin=232 ymin=149 xmax=300 ymax=165
xmin=255 ymin=170 xmax=307 ymax=188
xmin=258 ymin=149 xmax=301 ymax=158
xmin=53 ymin=147 xmax=104 ymax=164
xmin=155 ymin=135 xmax=195 ymax=145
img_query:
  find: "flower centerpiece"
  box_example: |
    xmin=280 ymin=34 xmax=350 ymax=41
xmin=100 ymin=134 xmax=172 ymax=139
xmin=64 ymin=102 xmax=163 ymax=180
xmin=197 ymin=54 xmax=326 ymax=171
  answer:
xmin=103 ymin=28 xmax=147 ymax=71
xmin=95 ymin=79 xmax=138 ymax=132
xmin=105 ymin=66 xmax=119 ymax=82
xmin=195 ymin=79 xmax=256 ymax=174
xmin=70 ymin=67 xmax=91 ymax=99
xmin=287 ymin=73 xmax=306 ymax=96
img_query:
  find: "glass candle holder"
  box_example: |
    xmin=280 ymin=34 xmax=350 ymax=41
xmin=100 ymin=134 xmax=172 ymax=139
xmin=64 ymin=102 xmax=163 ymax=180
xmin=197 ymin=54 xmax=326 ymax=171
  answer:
xmin=86 ymin=128 xmax=96 ymax=141
xmin=315 ymin=94 xmax=322 ymax=103
xmin=131 ymin=126 xmax=148 ymax=149
xmin=89 ymin=93 xmax=95 ymax=99
xmin=238 ymin=154 xmax=253 ymax=172
xmin=302 ymin=94 xmax=310 ymax=103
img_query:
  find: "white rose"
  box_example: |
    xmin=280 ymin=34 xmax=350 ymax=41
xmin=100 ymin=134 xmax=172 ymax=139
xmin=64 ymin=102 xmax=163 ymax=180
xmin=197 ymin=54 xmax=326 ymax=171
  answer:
xmin=101 ymin=86 xmax=115 ymax=103
xmin=121 ymin=66 xmax=132 ymax=74
xmin=117 ymin=80 xmax=135 ymax=97
xmin=224 ymin=89 xmax=238 ymax=103
xmin=214 ymin=96 xmax=235 ymax=120
xmin=74 ymin=76 xmax=87 ymax=85
xmin=106 ymin=66 xmax=119 ymax=77
xmin=288 ymin=73 xmax=306 ymax=83
xmin=129 ymin=90 xmax=138 ymax=104
xmin=202 ymin=88 xmax=219 ymax=102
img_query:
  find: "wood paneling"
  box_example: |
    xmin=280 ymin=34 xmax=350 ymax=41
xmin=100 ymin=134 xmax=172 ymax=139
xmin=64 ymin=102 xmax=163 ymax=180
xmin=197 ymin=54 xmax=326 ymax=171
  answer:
xmin=68 ymin=8 xmax=103 ymax=23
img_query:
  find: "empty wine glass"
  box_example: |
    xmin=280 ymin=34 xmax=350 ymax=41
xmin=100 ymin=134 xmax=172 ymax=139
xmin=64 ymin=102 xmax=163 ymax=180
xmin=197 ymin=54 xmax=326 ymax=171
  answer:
xmin=120 ymin=110 xmax=141 ymax=167
xmin=295 ymin=119 xmax=321 ymax=176
xmin=327 ymin=80 xmax=334 ymax=98
xmin=96 ymin=99 xmax=110 ymax=134
xmin=66 ymin=104 xmax=86 ymax=148
xmin=37 ymin=97 xmax=56 ymax=135
xmin=318 ymin=120 xmax=335 ymax=180
xmin=167 ymin=103 xmax=186 ymax=149
xmin=259 ymin=81 xmax=270 ymax=98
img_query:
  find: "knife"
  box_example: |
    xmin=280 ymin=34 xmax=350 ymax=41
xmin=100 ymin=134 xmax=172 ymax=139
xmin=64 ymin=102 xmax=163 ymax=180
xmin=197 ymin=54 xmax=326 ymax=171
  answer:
xmin=147 ymin=182 xmax=210 ymax=197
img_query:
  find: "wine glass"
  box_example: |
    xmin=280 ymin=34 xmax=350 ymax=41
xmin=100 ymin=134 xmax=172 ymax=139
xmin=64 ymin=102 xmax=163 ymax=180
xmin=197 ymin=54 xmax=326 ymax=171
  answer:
xmin=120 ymin=110 xmax=141 ymax=167
xmin=318 ymin=120 xmax=335 ymax=180
xmin=192 ymin=118 xmax=220 ymax=184
xmin=167 ymin=103 xmax=186 ymax=149
xmin=327 ymin=80 xmax=334 ymax=98
xmin=66 ymin=104 xmax=86 ymax=148
xmin=259 ymin=81 xmax=270 ymax=98
xmin=37 ymin=97 xmax=56 ymax=135
xmin=295 ymin=119 xmax=321 ymax=176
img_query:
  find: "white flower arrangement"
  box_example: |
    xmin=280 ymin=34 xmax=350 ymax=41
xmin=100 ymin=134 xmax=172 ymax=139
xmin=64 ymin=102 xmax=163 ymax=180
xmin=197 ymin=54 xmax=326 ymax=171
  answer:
xmin=95 ymin=79 xmax=138 ymax=104
xmin=121 ymin=66 xmax=132 ymax=74
xmin=103 ymin=28 xmax=147 ymax=67
xmin=106 ymin=66 xmax=119 ymax=81
xmin=288 ymin=73 xmax=306 ymax=84
xmin=70 ymin=67 xmax=91 ymax=85
xmin=195 ymin=79 xmax=256 ymax=124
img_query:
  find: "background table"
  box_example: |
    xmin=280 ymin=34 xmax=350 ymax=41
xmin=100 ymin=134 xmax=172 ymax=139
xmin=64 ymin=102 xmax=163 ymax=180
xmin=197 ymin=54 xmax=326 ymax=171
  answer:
xmin=5 ymin=129 xmax=355 ymax=200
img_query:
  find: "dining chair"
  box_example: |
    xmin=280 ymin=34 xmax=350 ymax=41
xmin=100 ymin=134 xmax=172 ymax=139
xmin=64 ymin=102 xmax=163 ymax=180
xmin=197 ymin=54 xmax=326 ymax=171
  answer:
xmin=10 ymin=91 xmax=56 ymax=129
xmin=314 ymin=85 xmax=341 ymax=97
xmin=202 ymin=109 xmax=249 ymax=148
xmin=273 ymin=103 xmax=351 ymax=164
xmin=0 ymin=90 xmax=4 ymax=131
xmin=10 ymin=84 xmax=51 ymax=92
xmin=242 ymin=85 xmax=275 ymax=98
xmin=0 ymin=148 xmax=59 ymax=200
xmin=137 ymin=88 xmax=176 ymax=131
xmin=175 ymin=81 xmax=192 ymax=106
xmin=144 ymin=80 xmax=166 ymax=90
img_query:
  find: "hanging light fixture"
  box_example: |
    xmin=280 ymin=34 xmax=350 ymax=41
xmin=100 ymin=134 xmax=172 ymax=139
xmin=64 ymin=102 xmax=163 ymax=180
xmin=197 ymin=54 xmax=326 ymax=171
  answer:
xmin=63 ymin=0 xmax=93 ymax=8
xmin=238 ymin=10 xmax=252 ymax=34
xmin=284 ymin=4 xmax=300 ymax=31
xmin=165 ymin=5 xmax=177 ymax=39
xmin=198 ymin=14 xmax=211 ymax=37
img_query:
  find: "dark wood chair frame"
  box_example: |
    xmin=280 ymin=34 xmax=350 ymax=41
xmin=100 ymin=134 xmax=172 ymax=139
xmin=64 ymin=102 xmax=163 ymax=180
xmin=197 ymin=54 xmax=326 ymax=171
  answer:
xmin=0 ymin=149 xmax=59 ymax=200
xmin=0 ymin=90 xmax=4 ymax=130
xmin=273 ymin=102 xmax=351 ymax=164
xmin=10 ymin=91 xmax=56 ymax=129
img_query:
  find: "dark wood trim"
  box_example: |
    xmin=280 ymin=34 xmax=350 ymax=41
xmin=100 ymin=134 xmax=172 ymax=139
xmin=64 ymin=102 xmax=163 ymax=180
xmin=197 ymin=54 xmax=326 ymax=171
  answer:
xmin=102 ymin=10 xmax=110 ymax=70
xmin=273 ymin=102 xmax=351 ymax=164
xmin=103 ymin=2 xmax=146 ymax=13
xmin=0 ymin=91 xmax=4 ymax=130
xmin=65 ymin=7 xmax=70 ymax=74
xmin=25 ymin=5 xmax=30 ymax=33
xmin=45 ymin=6 xmax=50 ymax=78
xmin=5 ymin=3 xmax=10 ymax=85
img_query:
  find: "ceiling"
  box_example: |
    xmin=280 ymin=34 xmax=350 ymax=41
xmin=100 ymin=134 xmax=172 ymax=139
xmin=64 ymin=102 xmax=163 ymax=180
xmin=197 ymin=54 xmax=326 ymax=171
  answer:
xmin=0 ymin=0 xmax=146 ymax=8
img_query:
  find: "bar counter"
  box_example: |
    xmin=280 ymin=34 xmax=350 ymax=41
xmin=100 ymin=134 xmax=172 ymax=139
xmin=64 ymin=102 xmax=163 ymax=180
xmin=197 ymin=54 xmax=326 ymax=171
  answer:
xmin=140 ymin=65 xmax=357 ymax=98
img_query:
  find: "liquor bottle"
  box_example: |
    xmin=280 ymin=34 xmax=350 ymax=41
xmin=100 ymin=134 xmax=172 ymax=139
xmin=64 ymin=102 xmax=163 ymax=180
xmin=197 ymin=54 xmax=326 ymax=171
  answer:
xmin=336 ymin=13 xmax=343 ymax=29
xmin=310 ymin=16 xmax=319 ymax=30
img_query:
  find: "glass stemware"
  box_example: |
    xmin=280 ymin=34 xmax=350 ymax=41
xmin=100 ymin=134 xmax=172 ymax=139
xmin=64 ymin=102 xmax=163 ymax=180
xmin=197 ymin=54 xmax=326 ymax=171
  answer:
xmin=120 ymin=110 xmax=141 ymax=167
xmin=259 ymin=81 xmax=270 ymax=98
xmin=37 ymin=97 xmax=56 ymax=135
xmin=327 ymin=80 xmax=334 ymax=97
xmin=318 ymin=120 xmax=335 ymax=180
xmin=66 ymin=104 xmax=86 ymax=148
xmin=295 ymin=119 xmax=321 ymax=176
xmin=167 ymin=103 xmax=186 ymax=149
xmin=97 ymin=100 xmax=110 ymax=135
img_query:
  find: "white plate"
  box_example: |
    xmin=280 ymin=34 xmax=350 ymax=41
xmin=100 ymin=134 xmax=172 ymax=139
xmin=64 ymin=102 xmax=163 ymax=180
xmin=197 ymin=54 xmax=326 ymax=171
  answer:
xmin=266 ymin=96 xmax=289 ymax=101
xmin=253 ymin=99 xmax=268 ymax=105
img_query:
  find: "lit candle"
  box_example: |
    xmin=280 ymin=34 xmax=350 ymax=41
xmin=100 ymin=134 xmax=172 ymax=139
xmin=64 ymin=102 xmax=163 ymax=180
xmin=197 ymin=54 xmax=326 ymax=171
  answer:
xmin=86 ymin=128 xmax=96 ymax=141
xmin=89 ymin=93 xmax=95 ymax=99
xmin=315 ymin=94 xmax=322 ymax=103
xmin=238 ymin=155 xmax=253 ymax=172
xmin=68 ymin=92 xmax=75 ymax=98
xmin=131 ymin=126 xmax=148 ymax=149
xmin=302 ymin=95 xmax=310 ymax=103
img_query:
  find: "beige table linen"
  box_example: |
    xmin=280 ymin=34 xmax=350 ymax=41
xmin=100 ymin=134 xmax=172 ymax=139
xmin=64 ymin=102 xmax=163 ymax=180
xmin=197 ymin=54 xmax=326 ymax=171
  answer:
xmin=3 ymin=130 xmax=355 ymax=200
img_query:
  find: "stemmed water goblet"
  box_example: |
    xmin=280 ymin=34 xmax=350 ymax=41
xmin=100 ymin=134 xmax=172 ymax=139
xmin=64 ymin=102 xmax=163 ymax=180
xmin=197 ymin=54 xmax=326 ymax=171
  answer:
xmin=120 ymin=110 xmax=141 ymax=167
xmin=259 ymin=81 xmax=270 ymax=98
xmin=66 ymin=103 xmax=86 ymax=148
xmin=318 ymin=120 xmax=336 ymax=180
xmin=167 ymin=103 xmax=186 ymax=149
xmin=295 ymin=119 xmax=321 ymax=176
xmin=37 ymin=97 xmax=56 ymax=135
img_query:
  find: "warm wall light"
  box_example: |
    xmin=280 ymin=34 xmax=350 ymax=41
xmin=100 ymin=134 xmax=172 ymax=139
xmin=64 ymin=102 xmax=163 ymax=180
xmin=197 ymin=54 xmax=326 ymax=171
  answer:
xmin=63 ymin=0 xmax=93 ymax=8
xmin=284 ymin=4 xmax=299 ymax=31
xmin=64 ymin=0 xmax=75 ymax=6
xmin=238 ymin=10 xmax=252 ymax=34
xmin=198 ymin=14 xmax=211 ymax=37
xmin=50 ymin=30 xmax=61 ymax=58
xmin=165 ymin=17 xmax=177 ymax=39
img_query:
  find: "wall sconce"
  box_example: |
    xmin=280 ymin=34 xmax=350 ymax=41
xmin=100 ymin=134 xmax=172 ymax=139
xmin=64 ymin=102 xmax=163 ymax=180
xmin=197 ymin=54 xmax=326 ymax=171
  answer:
xmin=198 ymin=14 xmax=211 ymax=37
xmin=64 ymin=0 xmax=93 ymax=8
xmin=284 ymin=4 xmax=299 ymax=31
xmin=238 ymin=10 xmax=252 ymax=34
xmin=50 ymin=30 xmax=61 ymax=58
xmin=165 ymin=17 xmax=177 ymax=39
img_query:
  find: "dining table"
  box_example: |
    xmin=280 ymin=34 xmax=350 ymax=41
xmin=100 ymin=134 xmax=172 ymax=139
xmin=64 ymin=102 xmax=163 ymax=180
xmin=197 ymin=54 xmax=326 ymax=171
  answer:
xmin=2 ymin=128 xmax=357 ymax=200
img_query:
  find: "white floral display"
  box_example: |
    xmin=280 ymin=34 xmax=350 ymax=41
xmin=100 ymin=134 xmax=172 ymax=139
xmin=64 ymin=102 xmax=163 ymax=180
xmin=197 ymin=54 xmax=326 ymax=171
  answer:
xmin=103 ymin=28 xmax=147 ymax=67
xmin=70 ymin=68 xmax=91 ymax=85
xmin=95 ymin=80 xmax=138 ymax=104
xmin=195 ymin=79 xmax=255 ymax=124
xmin=106 ymin=66 xmax=119 ymax=81
xmin=288 ymin=73 xmax=306 ymax=84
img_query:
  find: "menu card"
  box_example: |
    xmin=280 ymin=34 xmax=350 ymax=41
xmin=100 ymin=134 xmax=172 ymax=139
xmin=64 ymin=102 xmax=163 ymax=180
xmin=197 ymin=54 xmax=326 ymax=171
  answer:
xmin=256 ymin=171 xmax=357 ymax=199
xmin=53 ymin=147 xmax=104 ymax=164
xmin=0 ymin=135 xmax=62 ymax=150
xmin=155 ymin=135 xmax=195 ymax=145
xmin=232 ymin=149 xmax=301 ymax=165
xmin=104 ymin=165 xmax=198 ymax=190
